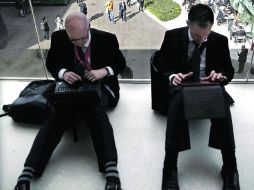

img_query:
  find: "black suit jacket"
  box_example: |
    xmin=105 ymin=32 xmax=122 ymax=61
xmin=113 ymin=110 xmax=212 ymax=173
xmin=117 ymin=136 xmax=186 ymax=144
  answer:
xmin=156 ymin=26 xmax=234 ymax=84
xmin=152 ymin=27 xmax=234 ymax=114
xmin=46 ymin=28 xmax=126 ymax=106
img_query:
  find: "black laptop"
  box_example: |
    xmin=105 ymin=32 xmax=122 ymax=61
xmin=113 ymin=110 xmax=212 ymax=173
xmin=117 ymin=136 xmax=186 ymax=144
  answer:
xmin=48 ymin=80 xmax=101 ymax=106
xmin=182 ymin=81 xmax=225 ymax=119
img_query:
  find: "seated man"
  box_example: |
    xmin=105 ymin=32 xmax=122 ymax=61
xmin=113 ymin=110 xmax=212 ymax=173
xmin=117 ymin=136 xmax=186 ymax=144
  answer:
xmin=14 ymin=12 xmax=126 ymax=190
xmin=154 ymin=4 xmax=240 ymax=190
xmin=216 ymin=8 xmax=224 ymax=25
xmin=230 ymin=22 xmax=246 ymax=43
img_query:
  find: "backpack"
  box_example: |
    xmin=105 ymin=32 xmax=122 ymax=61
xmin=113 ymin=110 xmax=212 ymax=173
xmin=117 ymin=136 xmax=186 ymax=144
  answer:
xmin=40 ymin=22 xmax=45 ymax=31
xmin=150 ymin=50 xmax=170 ymax=115
xmin=1 ymin=80 xmax=55 ymax=124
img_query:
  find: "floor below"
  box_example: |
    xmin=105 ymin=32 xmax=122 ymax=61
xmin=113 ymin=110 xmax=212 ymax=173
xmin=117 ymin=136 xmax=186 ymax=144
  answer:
xmin=0 ymin=81 xmax=253 ymax=190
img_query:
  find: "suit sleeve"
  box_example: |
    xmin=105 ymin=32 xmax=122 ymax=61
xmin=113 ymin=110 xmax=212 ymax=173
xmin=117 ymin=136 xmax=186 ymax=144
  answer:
xmin=154 ymin=31 xmax=176 ymax=81
xmin=46 ymin=32 xmax=67 ymax=80
xmin=219 ymin=37 xmax=234 ymax=85
xmin=108 ymin=34 xmax=126 ymax=75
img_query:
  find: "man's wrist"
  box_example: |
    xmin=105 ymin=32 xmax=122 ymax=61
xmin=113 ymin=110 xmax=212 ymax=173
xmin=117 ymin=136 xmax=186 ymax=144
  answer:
xmin=58 ymin=68 xmax=68 ymax=80
xmin=169 ymin=74 xmax=177 ymax=84
xmin=104 ymin=66 xmax=114 ymax=76
xmin=105 ymin=67 xmax=110 ymax=76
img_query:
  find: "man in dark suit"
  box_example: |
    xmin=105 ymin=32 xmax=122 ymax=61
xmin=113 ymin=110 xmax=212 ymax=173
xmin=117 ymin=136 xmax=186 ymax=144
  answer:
xmin=237 ymin=45 xmax=248 ymax=73
xmin=14 ymin=12 xmax=126 ymax=190
xmin=119 ymin=0 xmax=127 ymax=22
xmin=154 ymin=4 xmax=240 ymax=190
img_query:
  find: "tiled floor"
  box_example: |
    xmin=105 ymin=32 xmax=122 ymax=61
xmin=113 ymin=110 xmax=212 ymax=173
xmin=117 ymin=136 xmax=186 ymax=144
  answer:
xmin=0 ymin=81 xmax=253 ymax=190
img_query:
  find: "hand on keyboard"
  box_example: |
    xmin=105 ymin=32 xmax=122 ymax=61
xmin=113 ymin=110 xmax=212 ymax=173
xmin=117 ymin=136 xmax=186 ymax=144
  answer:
xmin=84 ymin=68 xmax=108 ymax=82
xmin=63 ymin=71 xmax=82 ymax=84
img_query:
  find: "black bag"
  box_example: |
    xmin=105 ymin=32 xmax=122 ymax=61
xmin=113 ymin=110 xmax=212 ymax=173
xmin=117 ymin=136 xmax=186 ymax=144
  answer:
xmin=250 ymin=66 xmax=254 ymax=75
xmin=150 ymin=50 xmax=169 ymax=115
xmin=1 ymin=80 xmax=55 ymax=124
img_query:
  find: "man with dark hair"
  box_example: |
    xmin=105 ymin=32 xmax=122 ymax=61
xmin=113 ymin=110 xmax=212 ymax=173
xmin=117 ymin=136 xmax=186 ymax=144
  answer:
xmin=154 ymin=4 xmax=240 ymax=190
xmin=14 ymin=12 xmax=125 ymax=190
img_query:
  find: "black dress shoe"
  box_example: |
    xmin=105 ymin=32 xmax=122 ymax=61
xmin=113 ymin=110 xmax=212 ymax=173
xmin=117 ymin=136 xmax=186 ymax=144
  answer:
xmin=162 ymin=169 xmax=179 ymax=190
xmin=221 ymin=170 xmax=240 ymax=190
xmin=14 ymin=182 xmax=30 ymax=190
xmin=105 ymin=181 xmax=122 ymax=190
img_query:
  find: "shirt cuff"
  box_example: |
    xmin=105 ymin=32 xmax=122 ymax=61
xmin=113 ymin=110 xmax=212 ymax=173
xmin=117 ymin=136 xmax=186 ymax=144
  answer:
xmin=169 ymin=74 xmax=177 ymax=84
xmin=58 ymin=68 xmax=67 ymax=80
xmin=106 ymin=66 xmax=114 ymax=76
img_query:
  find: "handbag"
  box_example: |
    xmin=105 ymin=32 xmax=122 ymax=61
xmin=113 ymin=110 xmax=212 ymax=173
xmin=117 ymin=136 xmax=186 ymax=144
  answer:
xmin=1 ymin=80 xmax=56 ymax=124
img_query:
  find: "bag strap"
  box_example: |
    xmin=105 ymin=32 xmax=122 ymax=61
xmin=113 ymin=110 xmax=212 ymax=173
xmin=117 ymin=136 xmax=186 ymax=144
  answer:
xmin=0 ymin=113 xmax=8 ymax=117
xmin=0 ymin=104 xmax=10 ymax=118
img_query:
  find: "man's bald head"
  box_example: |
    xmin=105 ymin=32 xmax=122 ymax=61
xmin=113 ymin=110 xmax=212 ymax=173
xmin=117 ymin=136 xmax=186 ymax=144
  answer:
xmin=65 ymin=12 xmax=90 ymax=47
xmin=65 ymin=12 xmax=89 ymax=33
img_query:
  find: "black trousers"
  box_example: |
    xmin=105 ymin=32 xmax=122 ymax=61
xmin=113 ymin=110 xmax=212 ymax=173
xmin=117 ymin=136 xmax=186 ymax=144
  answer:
xmin=165 ymin=86 xmax=236 ymax=152
xmin=238 ymin=61 xmax=245 ymax=73
xmin=24 ymin=90 xmax=118 ymax=177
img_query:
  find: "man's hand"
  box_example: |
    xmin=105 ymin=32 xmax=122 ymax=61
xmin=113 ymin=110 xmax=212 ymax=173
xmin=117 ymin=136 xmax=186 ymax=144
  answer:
xmin=84 ymin=68 xmax=108 ymax=82
xmin=63 ymin=71 xmax=82 ymax=84
xmin=201 ymin=70 xmax=227 ymax=82
xmin=172 ymin=72 xmax=193 ymax=86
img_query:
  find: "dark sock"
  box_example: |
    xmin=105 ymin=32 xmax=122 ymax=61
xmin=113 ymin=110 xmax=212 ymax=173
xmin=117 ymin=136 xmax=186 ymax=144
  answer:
xmin=105 ymin=161 xmax=120 ymax=184
xmin=17 ymin=166 xmax=35 ymax=185
xmin=163 ymin=149 xmax=179 ymax=171
xmin=221 ymin=148 xmax=237 ymax=173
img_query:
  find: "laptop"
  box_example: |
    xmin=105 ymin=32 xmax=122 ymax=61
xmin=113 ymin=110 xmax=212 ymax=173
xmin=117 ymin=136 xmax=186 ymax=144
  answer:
xmin=182 ymin=81 xmax=225 ymax=119
xmin=48 ymin=81 xmax=101 ymax=106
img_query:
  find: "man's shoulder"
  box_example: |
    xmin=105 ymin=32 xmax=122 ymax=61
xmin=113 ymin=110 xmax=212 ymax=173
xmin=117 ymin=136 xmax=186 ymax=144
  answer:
xmin=167 ymin=27 xmax=187 ymax=33
xmin=91 ymin=28 xmax=116 ymax=39
xmin=209 ymin=31 xmax=228 ymax=41
xmin=51 ymin=30 xmax=69 ymax=40
xmin=165 ymin=27 xmax=188 ymax=38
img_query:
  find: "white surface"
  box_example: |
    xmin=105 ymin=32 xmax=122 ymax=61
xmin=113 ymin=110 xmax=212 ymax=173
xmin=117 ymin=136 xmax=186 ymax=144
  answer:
xmin=0 ymin=81 xmax=254 ymax=190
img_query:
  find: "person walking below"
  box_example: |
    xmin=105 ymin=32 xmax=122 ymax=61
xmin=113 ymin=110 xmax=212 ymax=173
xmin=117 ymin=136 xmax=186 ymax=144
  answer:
xmin=40 ymin=17 xmax=50 ymax=40
xmin=78 ymin=0 xmax=88 ymax=15
xmin=119 ymin=0 xmax=127 ymax=22
xmin=237 ymin=45 xmax=248 ymax=73
xmin=105 ymin=0 xmax=116 ymax=24
xmin=138 ymin=0 xmax=144 ymax=11
xmin=54 ymin=15 xmax=64 ymax=30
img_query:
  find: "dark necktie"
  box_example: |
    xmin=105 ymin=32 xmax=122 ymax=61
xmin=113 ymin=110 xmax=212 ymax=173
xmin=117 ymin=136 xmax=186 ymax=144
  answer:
xmin=190 ymin=41 xmax=206 ymax=81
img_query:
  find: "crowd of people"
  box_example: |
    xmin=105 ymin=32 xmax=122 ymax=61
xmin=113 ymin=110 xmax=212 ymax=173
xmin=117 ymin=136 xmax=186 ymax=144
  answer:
xmin=182 ymin=0 xmax=253 ymax=44
xmin=105 ymin=0 xmax=144 ymax=23
xmin=11 ymin=0 xmax=151 ymax=47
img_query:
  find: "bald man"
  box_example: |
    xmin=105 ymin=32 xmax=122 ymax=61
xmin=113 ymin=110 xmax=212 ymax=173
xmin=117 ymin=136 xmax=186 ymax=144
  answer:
xmin=14 ymin=12 xmax=126 ymax=190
